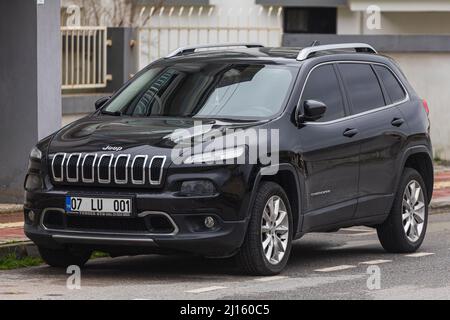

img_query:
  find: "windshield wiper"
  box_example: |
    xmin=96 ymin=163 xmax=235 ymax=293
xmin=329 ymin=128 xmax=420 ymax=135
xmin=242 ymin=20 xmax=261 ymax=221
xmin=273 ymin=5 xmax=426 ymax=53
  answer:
xmin=212 ymin=118 xmax=262 ymax=123
xmin=101 ymin=110 xmax=122 ymax=116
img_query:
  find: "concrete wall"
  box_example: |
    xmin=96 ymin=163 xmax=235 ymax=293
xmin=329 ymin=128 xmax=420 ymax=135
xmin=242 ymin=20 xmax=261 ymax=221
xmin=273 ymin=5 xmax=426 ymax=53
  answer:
xmin=338 ymin=7 xmax=450 ymax=35
xmin=37 ymin=1 xmax=62 ymax=137
xmin=62 ymin=114 xmax=90 ymax=127
xmin=388 ymin=53 xmax=450 ymax=161
xmin=62 ymin=94 xmax=106 ymax=114
xmin=283 ymin=33 xmax=450 ymax=53
xmin=347 ymin=0 xmax=450 ymax=12
xmin=0 ymin=0 xmax=61 ymax=203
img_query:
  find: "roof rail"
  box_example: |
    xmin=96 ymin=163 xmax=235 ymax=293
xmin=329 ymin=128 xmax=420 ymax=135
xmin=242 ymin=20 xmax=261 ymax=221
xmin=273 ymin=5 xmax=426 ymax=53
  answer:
xmin=296 ymin=43 xmax=377 ymax=61
xmin=166 ymin=43 xmax=265 ymax=58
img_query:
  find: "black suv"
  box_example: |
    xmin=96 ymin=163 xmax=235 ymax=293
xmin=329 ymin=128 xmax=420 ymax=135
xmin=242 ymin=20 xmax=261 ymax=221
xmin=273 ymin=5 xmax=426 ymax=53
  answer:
xmin=24 ymin=43 xmax=433 ymax=275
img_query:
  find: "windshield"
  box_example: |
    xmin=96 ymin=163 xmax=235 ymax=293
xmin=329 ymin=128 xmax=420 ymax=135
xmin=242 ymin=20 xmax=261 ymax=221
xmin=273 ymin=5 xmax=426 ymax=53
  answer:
xmin=102 ymin=62 xmax=297 ymax=120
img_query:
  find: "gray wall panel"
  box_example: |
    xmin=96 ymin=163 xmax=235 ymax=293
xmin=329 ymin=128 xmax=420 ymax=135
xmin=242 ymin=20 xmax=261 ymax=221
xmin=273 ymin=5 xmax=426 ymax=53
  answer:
xmin=283 ymin=34 xmax=450 ymax=52
xmin=62 ymin=94 xmax=108 ymax=115
xmin=0 ymin=0 xmax=61 ymax=203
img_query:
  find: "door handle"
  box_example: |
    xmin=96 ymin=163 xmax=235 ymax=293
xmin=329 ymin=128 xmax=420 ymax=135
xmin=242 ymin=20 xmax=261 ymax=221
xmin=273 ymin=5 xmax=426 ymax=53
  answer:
xmin=343 ymin=128 xmax=359 ymax=138
xmin=391 ymin=118 xmax=405 ymax=127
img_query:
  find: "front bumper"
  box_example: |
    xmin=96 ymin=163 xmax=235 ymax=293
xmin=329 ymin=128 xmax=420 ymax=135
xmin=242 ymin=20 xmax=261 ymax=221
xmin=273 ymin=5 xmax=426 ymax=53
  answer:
xmin=25 ymin=219 xmax=247 ymax=257
xmin=24 ymin=187 xmax=251 ymax=257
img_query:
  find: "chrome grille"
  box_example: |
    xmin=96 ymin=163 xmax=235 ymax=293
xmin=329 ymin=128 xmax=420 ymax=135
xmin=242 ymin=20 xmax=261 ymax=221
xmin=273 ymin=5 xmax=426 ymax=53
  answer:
xmin=98 ymin=154 xmax=114 ymax=184
xmin=66 ymin=153 xmax=81 ymax=182
xmin=114 ymin=154 xmax=130 ymax=185
xmin=51 ymin=153 xmax=66 ymax=182
xmin=149 ymin=156 xmax=166 ymax=185
xmin=81 ymin=154 xmax=97 ymax=183
xmin=131 ymin=155 xmax=148 ymax=185
xmin=50 ymin=153 xmax=166 ymax=187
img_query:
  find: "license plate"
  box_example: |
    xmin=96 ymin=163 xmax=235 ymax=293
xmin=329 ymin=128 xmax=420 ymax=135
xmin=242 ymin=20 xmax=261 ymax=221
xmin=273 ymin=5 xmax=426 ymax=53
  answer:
xmin=66 ymin=196 xmax=132 ymax=217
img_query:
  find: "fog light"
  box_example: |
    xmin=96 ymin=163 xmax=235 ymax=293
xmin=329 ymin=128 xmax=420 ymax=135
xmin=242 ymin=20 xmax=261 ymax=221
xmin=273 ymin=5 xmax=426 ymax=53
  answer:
xmin=25 ymin=210 xmax=37 ymax=225
xmin=28 ymin=211 xmax=36 ymax=223
xmin=204 ymin=216 xmax=216 ymax=229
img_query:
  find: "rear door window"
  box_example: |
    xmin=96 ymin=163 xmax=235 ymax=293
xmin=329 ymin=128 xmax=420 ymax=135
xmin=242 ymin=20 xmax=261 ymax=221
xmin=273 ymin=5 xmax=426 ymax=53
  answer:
xmin=373 ymin=65 xmax=406 ymax=104
xmin=339 ymin=63 xmax=386 ymax=114
xmin=301 ymin=64 xmax=346 ymax=122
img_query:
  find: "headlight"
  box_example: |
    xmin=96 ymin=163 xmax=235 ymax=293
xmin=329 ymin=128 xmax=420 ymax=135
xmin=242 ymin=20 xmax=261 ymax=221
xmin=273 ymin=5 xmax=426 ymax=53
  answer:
xmin=30 ymin=146 xmax=42 ymax=160
xmin=180 ymin=180 xmax=216 ymax=196
xmin=184 ymin=146 xmax=245 ymax=165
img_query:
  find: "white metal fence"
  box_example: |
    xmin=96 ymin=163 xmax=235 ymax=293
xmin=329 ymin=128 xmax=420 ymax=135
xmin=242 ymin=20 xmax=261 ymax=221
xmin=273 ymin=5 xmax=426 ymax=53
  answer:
xmin=138 ymin=6 xmax=283 ymax=69
xmin=61 ymin=26 xmax=109 ymax=90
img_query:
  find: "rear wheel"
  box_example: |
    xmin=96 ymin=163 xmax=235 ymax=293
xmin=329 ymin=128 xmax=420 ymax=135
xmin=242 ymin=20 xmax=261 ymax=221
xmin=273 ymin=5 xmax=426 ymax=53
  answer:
xmin=38 ymin=247 xmax=92 ymax=268
xmin=377 ymin=168 xmax=428 ymax=253
xmin=236 ymin=182 xmax=293 ymax=276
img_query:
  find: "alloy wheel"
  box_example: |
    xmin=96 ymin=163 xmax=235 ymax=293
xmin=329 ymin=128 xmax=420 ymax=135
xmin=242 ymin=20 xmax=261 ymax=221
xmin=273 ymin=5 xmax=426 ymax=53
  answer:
xmin=261 ymin=196 xmax=289 ymax=265
xmin=402 ymin=180 xmax=426 ymax=242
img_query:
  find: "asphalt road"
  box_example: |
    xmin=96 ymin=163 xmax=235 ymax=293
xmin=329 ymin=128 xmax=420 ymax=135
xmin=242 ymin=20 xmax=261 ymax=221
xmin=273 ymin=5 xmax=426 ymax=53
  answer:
xmin=1 ymin=212 xmax=450 ymax=300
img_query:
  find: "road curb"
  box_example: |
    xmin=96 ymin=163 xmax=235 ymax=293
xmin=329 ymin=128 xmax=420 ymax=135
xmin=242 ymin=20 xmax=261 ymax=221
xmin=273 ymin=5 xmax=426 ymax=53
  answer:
xmin=430 ymin=202 xmax=450 ymax=214
xmin=0 ymin=204 xmax=23 ymax=215
xmin=0 ymin=242 xmax=39 ymax=260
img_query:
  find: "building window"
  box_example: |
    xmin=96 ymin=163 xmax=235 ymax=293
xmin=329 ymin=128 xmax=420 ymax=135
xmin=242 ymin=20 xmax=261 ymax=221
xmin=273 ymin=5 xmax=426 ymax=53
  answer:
xmin=283 ymin=7 xmax=337 ymax=34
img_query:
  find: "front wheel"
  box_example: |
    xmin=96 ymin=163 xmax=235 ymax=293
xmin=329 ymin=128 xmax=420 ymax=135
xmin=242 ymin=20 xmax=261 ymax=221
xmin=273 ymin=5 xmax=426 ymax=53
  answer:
xmin=377 ymin=168 xmax=429 ymax=253
xmin=236 ymin=182 xmax=293 ymax=276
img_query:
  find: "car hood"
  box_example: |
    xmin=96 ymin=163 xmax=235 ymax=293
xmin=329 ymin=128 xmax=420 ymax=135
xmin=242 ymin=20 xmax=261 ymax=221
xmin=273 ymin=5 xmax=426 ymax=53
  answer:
xmin=48 ymin=116 xmax=263 ymax=156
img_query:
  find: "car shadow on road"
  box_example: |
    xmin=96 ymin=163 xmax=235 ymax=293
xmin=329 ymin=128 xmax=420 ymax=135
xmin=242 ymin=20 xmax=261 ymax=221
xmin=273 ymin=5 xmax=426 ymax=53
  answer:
xmin=17 ymin=236 xmax=395 ymax=281
xmin=288 ymin=238 xmax=388 ymax=267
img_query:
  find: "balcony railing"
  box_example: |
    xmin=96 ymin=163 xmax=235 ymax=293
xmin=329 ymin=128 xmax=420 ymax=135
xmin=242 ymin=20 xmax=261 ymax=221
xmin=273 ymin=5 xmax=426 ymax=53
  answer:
xmin=61 ymin=27 xmax=110 ymax=90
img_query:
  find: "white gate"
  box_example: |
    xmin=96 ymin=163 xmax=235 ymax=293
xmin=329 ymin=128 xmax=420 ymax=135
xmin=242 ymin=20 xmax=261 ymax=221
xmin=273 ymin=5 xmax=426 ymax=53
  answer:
xmin=138 ymin=6 xmax=283 ymax=69
xmin=61 ymin=26 xmax=110 ymax=90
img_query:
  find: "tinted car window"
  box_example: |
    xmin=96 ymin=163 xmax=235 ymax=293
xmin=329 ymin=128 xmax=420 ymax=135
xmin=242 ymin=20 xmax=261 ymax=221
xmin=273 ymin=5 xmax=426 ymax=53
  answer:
xmin=374 ymin=65 xmax=406 ymax=103
xmin=103 ymin=63 xmax=296 ymax=121
xmin=339 ymin=63 xmax=385 ymax=114
xmin=301 ymin=65 xmax=345 ymax=122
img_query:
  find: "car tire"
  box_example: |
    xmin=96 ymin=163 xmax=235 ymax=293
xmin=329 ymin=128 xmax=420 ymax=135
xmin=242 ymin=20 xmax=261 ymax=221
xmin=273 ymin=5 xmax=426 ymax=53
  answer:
xmin=377 ymin=168 xmax=429 ymax=253
xmin=38 ymin=247 xmax=92 ymax=268
xmin=236 ymin=182 xmax=293 ymax=276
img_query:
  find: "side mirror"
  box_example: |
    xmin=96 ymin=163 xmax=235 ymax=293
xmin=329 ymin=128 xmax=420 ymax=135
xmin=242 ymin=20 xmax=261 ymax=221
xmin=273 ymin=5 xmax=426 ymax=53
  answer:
xmin=297 ymin=100 xmax=327 ymax=124
xmin=95 ymin=96 xmax=110 ymax=110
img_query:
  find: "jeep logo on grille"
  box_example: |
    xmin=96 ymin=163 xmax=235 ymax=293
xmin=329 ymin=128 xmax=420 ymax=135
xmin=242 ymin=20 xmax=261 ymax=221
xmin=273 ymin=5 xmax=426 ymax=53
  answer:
xmin=102 ymin=146 xmax=123 ymax=152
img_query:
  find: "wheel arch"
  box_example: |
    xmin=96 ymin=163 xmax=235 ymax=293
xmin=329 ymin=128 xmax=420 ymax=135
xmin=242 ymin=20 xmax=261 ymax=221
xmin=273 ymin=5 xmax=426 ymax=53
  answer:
xmin=250 ymin=164 xmax=304 ymax=237
xmin=398 ymin=146 xmax=434 ymax=204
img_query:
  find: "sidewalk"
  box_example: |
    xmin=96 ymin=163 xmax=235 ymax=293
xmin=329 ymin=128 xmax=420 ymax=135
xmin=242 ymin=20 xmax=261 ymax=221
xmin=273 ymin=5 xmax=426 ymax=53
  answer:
xmin=0 ymin=211 xmax=27 ymax=246
xmin=2 ymin=168 xmax=450 ymax=248
xmin=431 ymin=166 xmax=450 ymax=210
xmin=0 ymin=204 xmax=22 ymax=214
